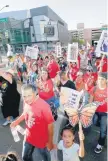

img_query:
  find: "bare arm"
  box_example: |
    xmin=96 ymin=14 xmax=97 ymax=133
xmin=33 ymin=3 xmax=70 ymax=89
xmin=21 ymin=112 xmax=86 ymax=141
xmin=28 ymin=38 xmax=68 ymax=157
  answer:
xmin=47 ymin=123 xmax=54 ymax=150
xmin=10 ymin=113 xmax=25 ymax=128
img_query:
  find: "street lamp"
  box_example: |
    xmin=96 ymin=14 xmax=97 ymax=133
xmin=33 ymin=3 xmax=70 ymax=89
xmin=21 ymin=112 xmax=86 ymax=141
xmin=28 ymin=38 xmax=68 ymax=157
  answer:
xmin=0 ymin=5 xmax=9 ymax=12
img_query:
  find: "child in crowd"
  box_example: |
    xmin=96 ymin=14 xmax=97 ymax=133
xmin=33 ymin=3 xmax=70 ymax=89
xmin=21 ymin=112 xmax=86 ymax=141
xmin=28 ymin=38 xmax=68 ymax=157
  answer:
xmin=57 ymin=125 xmax=85 ymax=161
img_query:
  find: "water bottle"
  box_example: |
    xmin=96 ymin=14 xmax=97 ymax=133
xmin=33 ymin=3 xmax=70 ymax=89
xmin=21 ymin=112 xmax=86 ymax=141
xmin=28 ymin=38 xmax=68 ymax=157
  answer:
xmin=16 ymin=125 xmax=25 ymax=135
xmin=11 ymin=127 xmax=20 ymax=142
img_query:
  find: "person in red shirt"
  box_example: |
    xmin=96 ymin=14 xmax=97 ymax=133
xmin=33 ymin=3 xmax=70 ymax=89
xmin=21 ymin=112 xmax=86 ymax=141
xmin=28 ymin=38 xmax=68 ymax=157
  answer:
xmin=83 ymin=66 xmax=98 ymax=105
xmin=37 ymin=69 xmax=55 ymax=101
xmin=68 ymin=62 xmax=79 ymax=82
xmin=10 ymin=84 xmax=54 ymax=161
xmin=37 ymin=68 xmax=59 ymax=109
xmin=75 ymin=71 xmax=84 ymax=91
xmin=83 ymin=66 xmax=97 ymax=93
xmin=47 ymin=55 xmax=60 ymax=79
xmin=96 ymin=55 xmax=108 ymax=72
xmin=77 ymin=54 xmax=81 ymax=69
xmin=89 ymin=72 xmax=107 ymax=154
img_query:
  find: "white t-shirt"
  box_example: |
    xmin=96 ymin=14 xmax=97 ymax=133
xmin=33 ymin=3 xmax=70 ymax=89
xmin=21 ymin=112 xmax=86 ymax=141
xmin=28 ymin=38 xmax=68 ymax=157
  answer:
xmin=58 ymin=140 xmax=80 ymax=161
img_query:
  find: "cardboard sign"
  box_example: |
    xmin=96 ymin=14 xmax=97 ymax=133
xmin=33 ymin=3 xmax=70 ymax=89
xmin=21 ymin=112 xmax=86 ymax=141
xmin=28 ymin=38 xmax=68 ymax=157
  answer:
xmin=67 ymin=43 xmax=78 ymax=62
xmin=56 ymin=42 xmax=62 ymax=57
xmin=60 ymin=87 xmax=81 ymax=109
xmin=25 ymin=46 xmax=39 ymax=59
xmin=96 ymin=30 xmax=108 ymax=56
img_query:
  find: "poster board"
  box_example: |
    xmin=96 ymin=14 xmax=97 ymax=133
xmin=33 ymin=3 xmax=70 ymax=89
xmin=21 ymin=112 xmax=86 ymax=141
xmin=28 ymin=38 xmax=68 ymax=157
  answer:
xmin=25 ymin=46 xmax=38 ymax=59
xmin=67 ymin=43 xmax=78 ymax=62
xmin=60 ymin=87 xmax=81 ymax=109
xmin=55 ymin=42 xmax=62 ymax=57
xmin=95 ymin=30 xmax=108 ymax=56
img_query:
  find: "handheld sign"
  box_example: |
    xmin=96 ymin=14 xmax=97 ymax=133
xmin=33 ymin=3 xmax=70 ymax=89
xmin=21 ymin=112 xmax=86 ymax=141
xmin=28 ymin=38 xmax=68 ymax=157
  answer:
xmin=95 ymin=30 xmax=108 ymax=56
xmin=25 ymin=46 xmax=38 ymax=59
xmin=67 ymin=43 xmax=78 ymax=62
xmin=56 ymin=42 xmax=62 ymax=57
xmin=65 ymin=103 xmax=97 ymax=128
xmin=60 ymin=87 xmax=81 ymax=109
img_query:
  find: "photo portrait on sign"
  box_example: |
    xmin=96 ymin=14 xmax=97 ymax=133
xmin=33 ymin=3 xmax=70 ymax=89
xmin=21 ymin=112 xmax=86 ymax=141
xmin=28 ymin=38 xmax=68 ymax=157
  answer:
xmin=67 ymin=43 xmax=78 ymax=62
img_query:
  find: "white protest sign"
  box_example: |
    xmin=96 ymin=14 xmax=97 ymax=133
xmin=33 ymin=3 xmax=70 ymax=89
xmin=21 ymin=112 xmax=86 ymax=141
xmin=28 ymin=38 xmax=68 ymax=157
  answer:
xmin=60 ymin=87 xmax=81 ymax=109
xmin=95 ymin=30 xmax=108 ymax=56
xmin=67 ymin=43 xmax=78 ymax=62
xmin=87 ymin=41 xmax=91 ymax=50
xmin=56 ymin=42 xmax=62 ymax=57
xmin=25 ymin=46 xmax=38 ymax=59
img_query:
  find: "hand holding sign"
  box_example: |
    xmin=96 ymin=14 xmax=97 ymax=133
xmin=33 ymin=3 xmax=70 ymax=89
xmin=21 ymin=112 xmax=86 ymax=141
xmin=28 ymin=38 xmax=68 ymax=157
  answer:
xmin=79 ymin=121 xmax=85 ymax=141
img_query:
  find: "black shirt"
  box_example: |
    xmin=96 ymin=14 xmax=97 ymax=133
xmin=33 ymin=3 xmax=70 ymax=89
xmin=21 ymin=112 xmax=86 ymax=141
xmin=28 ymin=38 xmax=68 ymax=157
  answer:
xmin=58 ymin=80 xmax=76 ymax=91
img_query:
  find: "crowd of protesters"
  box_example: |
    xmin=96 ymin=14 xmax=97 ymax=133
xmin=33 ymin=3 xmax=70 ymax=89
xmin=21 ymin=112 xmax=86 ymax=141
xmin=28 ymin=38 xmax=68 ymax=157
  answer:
xmin=0 ymin=46 xmax=107 ymax=161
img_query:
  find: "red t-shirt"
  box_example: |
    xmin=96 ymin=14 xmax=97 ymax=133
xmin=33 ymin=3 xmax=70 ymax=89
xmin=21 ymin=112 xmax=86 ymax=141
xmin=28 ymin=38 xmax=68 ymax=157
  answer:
xmin=38 ymin=79 xmax=55 ymax=100
xmin=83 ymin=73 xmax=97 ymax=92
xmin=47 ymin=61 xmax=60 ymax=78
xmin=77 ymin=56 xmax=81 ymax=69
xmin=95 ymin=58 xmax=108 ymax=72
xmin=75 ymin=76 xmax=84 ymax=91
xmin=24 ymin=98 xmax=54 ymax=148
xmin=69 ymin=66 xmax=79 ymax=81
xmin=101 ymin=58 xmax=108 ymax=72
xmin=90 ymin=87 xmax=107 ymax=112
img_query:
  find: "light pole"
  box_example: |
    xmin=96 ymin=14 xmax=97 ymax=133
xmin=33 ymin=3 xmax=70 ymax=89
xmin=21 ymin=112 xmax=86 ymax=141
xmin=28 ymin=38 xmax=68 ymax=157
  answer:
xmin=0 ymin=5 xmax=9 ymax=12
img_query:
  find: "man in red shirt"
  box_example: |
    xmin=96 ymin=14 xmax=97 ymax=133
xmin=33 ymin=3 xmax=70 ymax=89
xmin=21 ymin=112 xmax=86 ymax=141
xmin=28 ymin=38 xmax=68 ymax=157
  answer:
xmin=10 ymin=84 xmax=54 ymax=161
xmin=89 ymin=72 xmax=107 ymax=154
xmin=47 ymin=55 xmax=60 ymax=79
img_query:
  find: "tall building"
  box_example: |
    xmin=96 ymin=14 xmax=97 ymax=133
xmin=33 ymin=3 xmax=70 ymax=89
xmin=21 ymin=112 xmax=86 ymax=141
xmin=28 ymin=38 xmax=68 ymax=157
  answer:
xmin=0 ymin=6 xmax=69 ymax=53
xmin=69 ymin=23 xmax=103 ymax=45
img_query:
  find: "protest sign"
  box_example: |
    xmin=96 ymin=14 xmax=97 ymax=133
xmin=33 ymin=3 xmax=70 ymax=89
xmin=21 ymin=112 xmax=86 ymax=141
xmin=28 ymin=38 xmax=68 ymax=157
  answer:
xmin=56 ymin=42 xmax=62 ymax=57
xmin=60 ymin=87 xmax=81 ymax=109
xmin=25 ymin=46 xmax=38 ymax=59
xmin=95 ymin=30 xmax=108 ymax=56
xmin=64 ymin=103 xmax=97 ymax=128
xmin=67 ymin=43 xmax=78 ymax=62
xmin=87 ymin=41 xmax=91 ymax=50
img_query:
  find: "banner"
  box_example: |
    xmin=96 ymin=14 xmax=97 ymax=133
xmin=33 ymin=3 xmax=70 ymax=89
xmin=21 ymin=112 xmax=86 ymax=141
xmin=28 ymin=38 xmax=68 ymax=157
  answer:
xmin=60 ymin=87 xmax=81 ymax=109
xmin=25 ymin=46 xmax=38 ymax=59
xmin=95 ymin=30 xmax=108 ymax=56
xmin=67 ymin=43 xmax=78 ymax=62
xmin=55 ymin=42 xmax=62 ymax=57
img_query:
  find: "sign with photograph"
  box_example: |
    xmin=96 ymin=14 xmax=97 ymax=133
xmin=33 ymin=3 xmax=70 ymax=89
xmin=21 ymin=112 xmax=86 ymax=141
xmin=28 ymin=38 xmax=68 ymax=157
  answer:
xmin=96 ymin=30 xmax=108 ymax=55
xmin=60 ymin=87 xmax=81 ymax=109
xmin=25 ymin=46 xmax=38 ymax=59
xmin=67 ymin=43 xmax=78 ymax=62
xmin=56 ymin=42 xmax=62 ymax=57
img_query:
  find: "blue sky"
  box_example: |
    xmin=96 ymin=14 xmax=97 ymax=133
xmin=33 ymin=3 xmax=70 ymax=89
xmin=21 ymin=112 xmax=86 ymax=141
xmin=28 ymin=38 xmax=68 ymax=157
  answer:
xmin=0 ymin=0 xmax=107 ymax=29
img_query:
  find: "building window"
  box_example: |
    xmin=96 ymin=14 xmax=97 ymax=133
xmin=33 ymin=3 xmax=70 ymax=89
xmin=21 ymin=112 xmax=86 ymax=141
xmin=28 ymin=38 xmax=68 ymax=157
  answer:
xmin=58 ymin=20 xmax=64 ymax=26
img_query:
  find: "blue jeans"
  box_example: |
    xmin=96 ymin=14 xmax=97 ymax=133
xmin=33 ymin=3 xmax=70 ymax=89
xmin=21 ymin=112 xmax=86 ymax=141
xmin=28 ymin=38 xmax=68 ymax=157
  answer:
xmin=22 ymin=142 xmax=51 ymax=161
xmin=93 ymin=112 xmax=107 ymax=146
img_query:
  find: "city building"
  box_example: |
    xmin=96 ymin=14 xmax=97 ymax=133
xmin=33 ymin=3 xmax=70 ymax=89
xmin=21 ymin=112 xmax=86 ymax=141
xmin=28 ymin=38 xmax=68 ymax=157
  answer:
xmin=69 ymin=23 xmax=104 ymax=45
xmin=0 ymin=6 xmax=69 ymax=53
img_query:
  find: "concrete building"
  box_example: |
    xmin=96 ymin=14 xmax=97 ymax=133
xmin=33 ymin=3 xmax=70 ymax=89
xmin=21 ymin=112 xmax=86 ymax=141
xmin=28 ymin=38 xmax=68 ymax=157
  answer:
xmin=0 ymin=6 xmax=69 ymax=52
xmin=69 ymin=22 xmax=103 ymax=45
